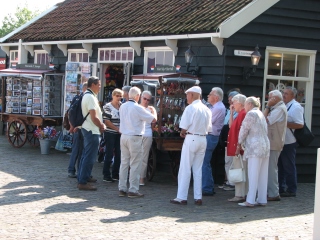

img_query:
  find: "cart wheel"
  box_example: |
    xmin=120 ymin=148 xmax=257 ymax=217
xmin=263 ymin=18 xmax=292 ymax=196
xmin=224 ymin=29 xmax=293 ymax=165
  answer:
xmin=169 ymin=151 xmax=181 ymax=181
xmin=7 ymin=120 xmax=27 ymax=148
xmin=27 ymin=125 xmax=40 ymax=147
xmin=146 ymin=144 xmax=157 ymax=181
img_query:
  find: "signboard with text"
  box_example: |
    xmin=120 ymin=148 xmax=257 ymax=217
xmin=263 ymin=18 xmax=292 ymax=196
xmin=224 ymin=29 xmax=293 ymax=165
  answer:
xmin=234 ymin=50 xmax=254 ymax=57
xmin=0 ymin=58 xmax=6 ymax=70
xmin=16 ymin=64 xmax=50 ymax=70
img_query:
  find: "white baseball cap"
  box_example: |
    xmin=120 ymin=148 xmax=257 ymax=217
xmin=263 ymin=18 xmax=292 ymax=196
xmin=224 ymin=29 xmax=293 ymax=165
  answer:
xmin=185 ymin=86 xmax=202 ymax=94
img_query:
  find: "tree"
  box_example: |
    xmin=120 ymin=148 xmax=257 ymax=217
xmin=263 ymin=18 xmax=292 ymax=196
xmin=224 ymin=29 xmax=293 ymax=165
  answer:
xmin=0 ymin=6 xmax=39 ymax=38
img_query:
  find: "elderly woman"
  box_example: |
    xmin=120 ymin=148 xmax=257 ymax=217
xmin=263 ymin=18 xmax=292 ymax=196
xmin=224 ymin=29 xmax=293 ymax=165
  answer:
xmin=102 ymin=88 xmax=123 ymax=182
xmin=237 ymin=97 xmax=270 ymax=207
xmin=226 ymin=94 xmax=248 ymax=202
xmin=139 ymin=90 xmax=156 ymax=186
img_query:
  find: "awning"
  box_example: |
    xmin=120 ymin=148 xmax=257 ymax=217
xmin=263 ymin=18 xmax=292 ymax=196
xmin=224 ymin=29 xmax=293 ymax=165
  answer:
xmin=0 ymin=68 xmax=54 ymax=80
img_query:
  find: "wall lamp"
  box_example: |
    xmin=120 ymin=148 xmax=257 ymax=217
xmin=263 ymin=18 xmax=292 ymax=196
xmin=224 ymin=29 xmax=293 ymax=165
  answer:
xmin=243 ymin=45 xmax=261 ymax=80
xmin=185 ymin=45 xmax=200 ymax=76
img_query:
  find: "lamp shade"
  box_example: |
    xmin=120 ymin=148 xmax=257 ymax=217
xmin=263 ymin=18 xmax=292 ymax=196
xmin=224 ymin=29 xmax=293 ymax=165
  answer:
xmin=185 ymin=46 xmax=195 ymax=64
xmin=251 ymin=45 xmax=261 ymax=66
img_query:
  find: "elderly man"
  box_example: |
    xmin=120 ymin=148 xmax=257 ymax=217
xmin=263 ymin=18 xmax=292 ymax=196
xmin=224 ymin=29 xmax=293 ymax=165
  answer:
xmin=170 ymin=86 xmax=212 ymax=206
xmin=278 ymin=86 xmax=304 ymax=197
xmin=121 ymin=85 xmax=131 ymax=103
xmin=78 ymin=77 xmax=106 ymax=191
xmin=263 ymin=90 xmax=288 ymax=201
xmin=118 ymin=87 xmax=157 ymax=198
xmin=202 ymin=87 xmax=226 ymax=196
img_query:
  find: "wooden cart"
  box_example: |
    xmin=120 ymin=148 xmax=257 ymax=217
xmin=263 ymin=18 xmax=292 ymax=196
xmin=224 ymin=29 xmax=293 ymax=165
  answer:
xmin=0 ymin=67 xmax=64 ymax=148
xmin=131 ymin=73 xmax=200 ymax=180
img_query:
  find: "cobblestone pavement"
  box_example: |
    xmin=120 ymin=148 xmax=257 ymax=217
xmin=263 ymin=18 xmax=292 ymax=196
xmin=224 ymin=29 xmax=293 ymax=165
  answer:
xmin=0 ymin=135 xmax=315 ymax=240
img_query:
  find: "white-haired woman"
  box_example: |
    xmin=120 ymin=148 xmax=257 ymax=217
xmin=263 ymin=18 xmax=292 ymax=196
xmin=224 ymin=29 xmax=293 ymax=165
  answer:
xmin=237 ymin=97 xmax=270 ymax=207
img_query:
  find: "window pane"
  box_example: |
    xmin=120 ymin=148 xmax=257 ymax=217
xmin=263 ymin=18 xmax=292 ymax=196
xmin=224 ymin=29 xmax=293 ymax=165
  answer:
xmin=105 ymin=50 xmax=110 ymax=61
xmin=45 ymin=54 xmax=49 ymax=65
xmin=297 ymin=55 xmax=309 ymax=77
xmin=122 ymin=49 xmax=127 ymax=61
xmin=156 ymin=52 xmax=164 ymax=66
xmin=147 ymin=52 xmax=156 ymax=73
xmin=71 ymin=53 xmax=77 ymax=62
xmin=99 ymin=50 xmax=104 ymax=61
xmin=110 ymin=50 xmax=115 ymax=61
xmin=83 ymin=53 xmax=89 ymax=62
xmin=282 ymin=54 xmax=296 ymax=77
xmin=128 ymin=49 xmax=133 ymax=61
xmin=78 ymin=53 xmax=83 ymax=62
xmin=265 ymin=79 xmax=279 ymax=102
xmin=116 ymin=50 xmax=121 ymax=61
xmin=296 ymin=81 xmax=306 ymax=103
xmin=41 ymin=53 xmax=46 ymax=64
xmin=15 ymin=52 xmax=18 ymax=61
xmin=267 ymin=53 xmax=281 ymax=76
xmin=164 ymin=51 xmax=174 ymax=66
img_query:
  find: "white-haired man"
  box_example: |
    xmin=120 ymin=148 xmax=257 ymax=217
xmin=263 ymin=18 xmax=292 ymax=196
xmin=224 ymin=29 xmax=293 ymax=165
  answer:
xmin=118 ymin=86 xmax=157 ymax=198
xmin=263 ymin=90 xmax=288 ymax=201
xmin=170 ymin=86 xmax=212 ymax=206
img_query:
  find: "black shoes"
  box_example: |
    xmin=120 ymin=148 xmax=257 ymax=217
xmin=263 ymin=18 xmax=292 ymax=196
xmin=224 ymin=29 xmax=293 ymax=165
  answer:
xmin=280 ymin=191 xmax=296 ymax=197
xmin=103 ymin=176 xmax=115 ymax=183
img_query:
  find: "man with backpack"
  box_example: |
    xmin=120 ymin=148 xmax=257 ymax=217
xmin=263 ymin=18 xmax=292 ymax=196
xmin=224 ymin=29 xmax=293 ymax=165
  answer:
xmin=77 ymin=76 xmax=106 ymax=191
xmin=67 ymin=82 xmax=87 ymax=178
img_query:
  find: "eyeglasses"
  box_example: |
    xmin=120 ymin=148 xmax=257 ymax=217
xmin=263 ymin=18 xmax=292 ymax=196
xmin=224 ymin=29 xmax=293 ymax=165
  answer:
xmin=143 ymin=97 xmax=151 ymax=102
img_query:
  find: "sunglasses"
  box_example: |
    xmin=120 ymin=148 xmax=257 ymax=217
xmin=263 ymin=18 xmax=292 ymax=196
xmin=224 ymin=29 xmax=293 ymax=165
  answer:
xmin=143 ymin=97 xmax=151 ymax=102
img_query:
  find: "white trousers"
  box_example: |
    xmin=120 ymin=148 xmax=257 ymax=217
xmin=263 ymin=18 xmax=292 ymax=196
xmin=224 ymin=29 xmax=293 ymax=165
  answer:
xmin=119 ymin=135 xmax=143 ymax=193
xmin=246 ymin=157 xmax=269 ymax=204
xmin=177 ymin=135 xmax=207 ymax=200
xmin=267 ymin=150 xmax=281 ymax=197
xmin=140 ymin=136 xmax=153 ymax=179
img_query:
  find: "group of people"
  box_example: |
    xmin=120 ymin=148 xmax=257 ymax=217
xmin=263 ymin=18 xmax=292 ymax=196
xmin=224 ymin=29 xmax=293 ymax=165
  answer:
xmin=67 ymin=75 xmax=304 ymax=205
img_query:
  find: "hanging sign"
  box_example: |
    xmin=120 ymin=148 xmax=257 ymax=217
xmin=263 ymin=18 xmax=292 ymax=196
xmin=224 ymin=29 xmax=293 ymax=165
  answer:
xmin=234 ymin=50 xmax=254 ymax=57
xmin=152 ymin=65 xmax=176 ymax=73
xmin=16 ymin=64 xmax=50 ymax=70
xmin=0 ymin=58 xmax=6 ymax=70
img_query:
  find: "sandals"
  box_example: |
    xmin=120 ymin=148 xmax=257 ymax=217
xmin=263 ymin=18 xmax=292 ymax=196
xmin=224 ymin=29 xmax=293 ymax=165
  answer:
xmin=238 ymin=201 xmax=255 ymax=207
xmin=228 ymin=196 xmax=245 ymax=202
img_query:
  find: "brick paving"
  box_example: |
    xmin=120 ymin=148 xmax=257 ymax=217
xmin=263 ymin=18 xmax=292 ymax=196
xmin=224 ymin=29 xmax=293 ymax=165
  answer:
xmin=0 ymin=135 xmax=315 ymax=240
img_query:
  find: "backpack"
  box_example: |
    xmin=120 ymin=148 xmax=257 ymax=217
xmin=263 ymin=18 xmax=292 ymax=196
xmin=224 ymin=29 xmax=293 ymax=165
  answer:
xmin=68 ymin=91 xmax=92 ymax=128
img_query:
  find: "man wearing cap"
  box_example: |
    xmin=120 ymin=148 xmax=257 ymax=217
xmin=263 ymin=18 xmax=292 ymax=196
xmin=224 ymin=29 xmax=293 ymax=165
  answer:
xmin=170 ymin=86 xmax=212 ymax=206
xmin=202 ymin=87 xmax=226 ymax=196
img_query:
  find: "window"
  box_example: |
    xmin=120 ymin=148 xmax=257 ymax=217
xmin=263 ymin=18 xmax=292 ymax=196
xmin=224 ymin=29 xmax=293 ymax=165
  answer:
xmin=68 ymin=50 xmax=89 ymax=62
xmin=98 ymin=48 xmax=134 ymax=63
xmin=263 ymin=47 xmax=316 ymax=127
xmin=34 ymin=50 xmax=49 ymax=65
xmin=9 ymin=50 xmax=18 ymax=63
xmin=144 ymin=47 xmax=174 ymax=73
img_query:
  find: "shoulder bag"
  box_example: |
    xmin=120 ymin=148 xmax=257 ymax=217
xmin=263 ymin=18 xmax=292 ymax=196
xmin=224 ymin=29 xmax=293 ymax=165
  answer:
xmin=228 ymin=154 xmax=246 ymax=183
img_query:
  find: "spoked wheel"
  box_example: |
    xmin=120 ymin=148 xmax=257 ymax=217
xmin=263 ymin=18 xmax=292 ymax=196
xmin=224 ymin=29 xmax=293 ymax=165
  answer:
xmin=7 ymin=120 xmax=27 ymax=148
xmin=27 ymin=125 xmax=40 ymax=147
xmin=146 ymin=144 xmax=157 ymax=181
xmin=169 ymin=151 xmax=181 ymax=181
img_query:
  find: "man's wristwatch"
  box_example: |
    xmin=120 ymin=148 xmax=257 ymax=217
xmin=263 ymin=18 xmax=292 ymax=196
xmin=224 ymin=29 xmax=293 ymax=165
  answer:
xmin=265 ymin=106 xmax=271 ymax=109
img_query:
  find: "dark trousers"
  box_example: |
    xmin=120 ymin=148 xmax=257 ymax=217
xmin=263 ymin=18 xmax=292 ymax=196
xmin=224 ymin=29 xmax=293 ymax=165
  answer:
xmin=102 ymin=132 xmax=121 ymax=178
xmin=278 ymin=143 xmax=298 ymax=193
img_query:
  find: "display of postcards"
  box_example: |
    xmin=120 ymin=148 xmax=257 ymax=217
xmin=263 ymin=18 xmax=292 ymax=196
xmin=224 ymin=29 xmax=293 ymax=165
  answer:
xmin=26 ymin=107 xmax=32 ymax=115
xmin=32 ymin=103 xmax=41 ymax=110
xmin=27 ymin=82 xmax=33 ymax=90
xmin=32 ymin=110 xmax=41 ymax=115
xmin=33 ymin=80 xmax=41 ymax=87
xmin=66 ymin=84 xmax=77 ymax=92
xmin=12 ymin=102 xmax=20 ymax=108
xmin=27 ymin=99 xmax=33 ymax=106
xmin=6 ymin=84 xmax=12 ymax=90
xmin=20 ymin=107 xmax=26 ymax=114
xmin=6 ymin=102 xmax=13 ymax=107
xmin=13 ymin=79 xmax=20 ymax=85
xmin=21 ymin=91 xmax=27 ymax=97
xmin=7 ymin=90 xmax=12 ymax=96
xmin=6 ymin=107 xmax=12 ymax=113
xmin=43 ymin=103 xmax=49 ymax=110
xmin=5 ymin=96 xmax=11 ymax=101
xmin=66 ymin=62 xmax=80 ymax=71
xmin=11 ymin=97 xmax=20 ymax=102
xmin=66 ymin=73 xmax=78 ymax=83
xmin=33 ymin=98 xmax=41 ymax=104
xmin=33 ymin=87 xmax=41 ymax=97
xmin=21 ymin=84 xmax=28 ymax=90
xmin=27 ymin=91 xmax=32 ymax=98
xmin=20 ymin=102 xmax=27 ymax=107
xmin=42 ymin=110 xmax=48 ymax=115
xmin=6 ymin=78 xmax=12 ymax=85
xmin=12 ymin=91 xmax=20 ymax=97
xmin=13 ymin=85 xmax=20 ymax=90
xmin=12 ymin=108 xmax=19 ymax=113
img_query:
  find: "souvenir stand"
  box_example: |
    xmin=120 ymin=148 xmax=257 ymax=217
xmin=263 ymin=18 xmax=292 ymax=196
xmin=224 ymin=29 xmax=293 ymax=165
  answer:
xmin=0 ymin=65 xmax=64 ymax=148
xmin=130 ymin=73 xmax=200 ymax=180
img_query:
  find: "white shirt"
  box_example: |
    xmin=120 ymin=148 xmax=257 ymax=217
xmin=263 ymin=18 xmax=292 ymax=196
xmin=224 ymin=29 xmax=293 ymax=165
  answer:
xmin=143 ymin=107 xmax=153 ymax=137
xmin=179 ymin=99 xmax=212 ymax=135
xmin=285 ymin=99 xmax=304 ymax=144
xmin=267 ymin=101 xmax=286 ymax=125
xmin=119 ymin=100 xmax=155 ymax=136
xmin=81 ymin=89 xmax=103 ymax=135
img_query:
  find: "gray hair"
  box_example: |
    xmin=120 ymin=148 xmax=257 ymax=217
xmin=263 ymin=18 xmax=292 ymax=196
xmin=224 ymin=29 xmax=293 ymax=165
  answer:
xmin=128 ymin=86 xmax=141 ymax=99
xmin=142 ymin=90 xmax=152 ymax=98
xmin=87 ymin=76 xmax=99 ymax=87
xmin=211 ymin=87 xmax=224 ymax=101
xmin=122 ymin=85 xmax=131 ymax=93
xmin=232 ymin=94 xmax=247 ymax=105
xmin=269 ymin=89 xmax=283 ymax=100
xmin=246 ymin=96 xmax=261 ymax=108
xmin=285 ymin=86 xmax=297 ymax=97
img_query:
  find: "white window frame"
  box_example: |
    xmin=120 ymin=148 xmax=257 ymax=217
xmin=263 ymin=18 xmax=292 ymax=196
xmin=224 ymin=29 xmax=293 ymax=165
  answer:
xmin=34 ymin=50 xmax=49 ymax=65
xmin=67 ymin=49 xmax=90 ymax=62
xmin=263 ymin=46 xmax=316 ymax=128
xmin=144 ymin=47 xmax=175 ymax=74
xmin=98 ymin=47 xmax=134 ymax=63
xmin=9 ymin=50 xmax=19 ymax=63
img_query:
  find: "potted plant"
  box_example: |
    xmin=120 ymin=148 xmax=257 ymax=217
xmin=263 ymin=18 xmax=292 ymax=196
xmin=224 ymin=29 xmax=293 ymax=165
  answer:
xmin=34 ymin=126 xmax=59 ymax=154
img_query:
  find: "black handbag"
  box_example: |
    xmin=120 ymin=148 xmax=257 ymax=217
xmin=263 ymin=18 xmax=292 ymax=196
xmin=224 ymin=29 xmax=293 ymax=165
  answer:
xmin=290 ymin=123 xmax=314 ymax=147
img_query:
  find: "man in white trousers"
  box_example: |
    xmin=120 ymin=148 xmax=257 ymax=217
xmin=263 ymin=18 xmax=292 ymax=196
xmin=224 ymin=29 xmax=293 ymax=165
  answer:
xmin=170 ymin=86 xmax=212 ymax=206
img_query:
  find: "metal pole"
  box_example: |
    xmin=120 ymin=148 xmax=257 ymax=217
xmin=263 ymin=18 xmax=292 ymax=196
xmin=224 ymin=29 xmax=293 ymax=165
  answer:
xmin=313 ymin=148 xmax=320 ymax=239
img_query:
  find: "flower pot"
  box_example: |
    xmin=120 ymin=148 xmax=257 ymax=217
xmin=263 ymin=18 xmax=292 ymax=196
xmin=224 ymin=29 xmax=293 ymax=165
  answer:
xmin=39 ymin=139 xmax=51 ymax=154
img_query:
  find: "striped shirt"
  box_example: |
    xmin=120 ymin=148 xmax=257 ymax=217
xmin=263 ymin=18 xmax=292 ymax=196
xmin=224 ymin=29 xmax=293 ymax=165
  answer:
xmin=103 ymin=102 xmax=121 ymax=134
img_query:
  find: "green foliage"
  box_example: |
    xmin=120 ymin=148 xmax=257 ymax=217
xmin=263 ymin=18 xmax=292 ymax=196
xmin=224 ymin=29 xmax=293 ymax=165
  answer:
xmin=0 ymin=6 xmax=39 ymax=38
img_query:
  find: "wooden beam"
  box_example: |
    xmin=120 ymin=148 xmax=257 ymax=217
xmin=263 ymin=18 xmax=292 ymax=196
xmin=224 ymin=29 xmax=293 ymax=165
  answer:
xmin=129 ymin=41 xmax=141 ymax=56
